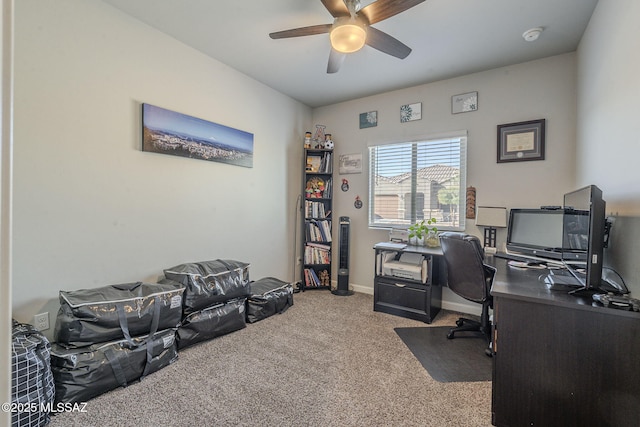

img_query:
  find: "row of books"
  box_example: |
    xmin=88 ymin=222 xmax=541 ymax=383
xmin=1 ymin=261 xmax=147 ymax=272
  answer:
xmin=303 ymin=268 xmax=324 ymax=288
xmin=305 ymin=200 xmax=331 ymax=219
xmin=321 ymin=178 xmax=333 ymax=198
xmin=306 ymin=152 xmax=333 ymax=173
xmin=306 ymin=220 xmax=332 ymax=242
xmin=304 ymin=243 xmax=331 ymax=265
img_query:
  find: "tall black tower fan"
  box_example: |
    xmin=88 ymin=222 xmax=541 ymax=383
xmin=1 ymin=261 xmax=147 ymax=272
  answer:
xmin=333 ymin=216 xmax=353 ymax=296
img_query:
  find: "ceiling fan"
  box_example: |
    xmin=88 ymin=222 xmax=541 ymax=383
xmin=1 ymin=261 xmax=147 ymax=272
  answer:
xmin=269 ymin=0 xmax=426 ymax=73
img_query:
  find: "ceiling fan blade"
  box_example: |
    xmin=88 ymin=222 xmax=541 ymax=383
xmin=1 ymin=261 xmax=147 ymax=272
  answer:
xmin=360 ymin=0 xmax=426 ymax=25
xmin=366 ymin=26 xmax=412 ymax=59
xmin=321 ymin=0 xmax=350 ymax=18
xmin=327 ymin=48 xmax=346 ymax=73
xmin=269 ymin=24 xmax=332 ymax=39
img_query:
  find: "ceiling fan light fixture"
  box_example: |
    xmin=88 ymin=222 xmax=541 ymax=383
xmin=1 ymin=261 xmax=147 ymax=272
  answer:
xmin=330 ymin=21 xmax=366 ymax=53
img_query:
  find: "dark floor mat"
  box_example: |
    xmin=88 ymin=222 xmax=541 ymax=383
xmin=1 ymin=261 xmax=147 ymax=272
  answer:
xmin=395 ymin=326 xmax=492 ymax=382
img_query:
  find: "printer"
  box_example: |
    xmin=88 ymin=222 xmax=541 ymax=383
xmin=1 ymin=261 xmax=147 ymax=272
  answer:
xmin=381 ymin=252 xmax=428 ymax=283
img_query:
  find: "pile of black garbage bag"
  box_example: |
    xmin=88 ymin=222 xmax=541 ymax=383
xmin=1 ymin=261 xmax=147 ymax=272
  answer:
xmin=48 ymin=259 xmax=294 ymax=405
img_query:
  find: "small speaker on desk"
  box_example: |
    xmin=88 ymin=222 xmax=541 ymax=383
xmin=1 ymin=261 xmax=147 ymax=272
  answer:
xmin=333 ymin=216 xmax=353 ymax=296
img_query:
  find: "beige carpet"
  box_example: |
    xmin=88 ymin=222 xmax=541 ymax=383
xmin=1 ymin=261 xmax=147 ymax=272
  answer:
xmin=48 ymin=291 xmax=493 ymax=427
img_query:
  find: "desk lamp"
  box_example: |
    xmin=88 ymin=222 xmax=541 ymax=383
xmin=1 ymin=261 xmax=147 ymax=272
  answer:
xmin=476 ymin=206 xmax=507 ymax=254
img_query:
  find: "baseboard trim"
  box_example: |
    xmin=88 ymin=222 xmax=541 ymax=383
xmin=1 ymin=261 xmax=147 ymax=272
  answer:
xmin=352 ymin=283 xmax=373 ymax=295
xmin=441 ymin=301 xmax=482 ymax=317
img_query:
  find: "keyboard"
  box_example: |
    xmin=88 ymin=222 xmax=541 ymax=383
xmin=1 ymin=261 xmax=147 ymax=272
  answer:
xmin=494 ymin=251 xmax=564 ymax=266
xmin=494 ymin=252 xmax=538 ymax=263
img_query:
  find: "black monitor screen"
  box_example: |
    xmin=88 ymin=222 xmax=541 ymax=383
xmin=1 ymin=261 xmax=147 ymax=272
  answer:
xmin=563 ymin=211 xmax=589 ymax=253
xmin=507 ymin=209 xmax=565 ymax=259
xmin=562 ymin=185 xmax=606 ymax=291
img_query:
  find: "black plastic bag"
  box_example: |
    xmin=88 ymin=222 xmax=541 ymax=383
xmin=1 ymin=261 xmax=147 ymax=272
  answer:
xmin=177 ymin=298 xmax=246 ymax=350
xmin=54 ymin=282 xmax=184 ymax=348
xmin=247 ymin=277 xmax=294 ymax=323
xmin=51 ymin=328 xmax=178 ymax=404
xmin=163 ymin=259 xmax=250 ymax=314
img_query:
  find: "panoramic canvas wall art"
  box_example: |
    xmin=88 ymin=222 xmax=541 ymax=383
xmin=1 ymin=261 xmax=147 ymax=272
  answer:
xmin=142 ymin=103 xmax=254 ymax=168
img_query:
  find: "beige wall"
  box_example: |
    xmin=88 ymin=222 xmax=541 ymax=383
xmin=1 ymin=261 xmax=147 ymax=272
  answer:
xmin=2 ymin=0 xmax=13 ymax=423
xmin=11 ymin=0 xmax=311 ymax=341
xmin=313 ymin=53 xmax=578 ymax=312
xmin=5 ymin=0 xmax=640 ymax=408
xmin=576 ymin=0 xmax=640 ymax=294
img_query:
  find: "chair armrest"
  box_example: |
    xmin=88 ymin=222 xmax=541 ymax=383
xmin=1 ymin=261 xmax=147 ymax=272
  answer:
xmin=483 ymin=264 xmax=497 ymax=307
xmin=483 ymin=264 xmax=497 ymax=281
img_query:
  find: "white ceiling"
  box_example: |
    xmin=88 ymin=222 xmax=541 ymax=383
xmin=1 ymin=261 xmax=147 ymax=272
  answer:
xmin=101 ymin=0 xmax=598 ymax=108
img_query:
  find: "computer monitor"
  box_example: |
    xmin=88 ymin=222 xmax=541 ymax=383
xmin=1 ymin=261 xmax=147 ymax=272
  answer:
xmin=562 ymin=185 xmax=606 ymax=293
xmin=506 ymin=209 xmax=566 ymax=260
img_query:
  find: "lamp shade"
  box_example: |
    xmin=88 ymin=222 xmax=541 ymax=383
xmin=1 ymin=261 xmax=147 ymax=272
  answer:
xmin=476 ymin=206 xmax=507 ymax=228
xmin=330 ymin=20 xmax=366 ymax=53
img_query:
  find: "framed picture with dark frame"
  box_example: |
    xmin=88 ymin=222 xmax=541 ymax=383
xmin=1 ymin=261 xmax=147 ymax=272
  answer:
xmin=497 ymin=119 xmax=545 ymax=163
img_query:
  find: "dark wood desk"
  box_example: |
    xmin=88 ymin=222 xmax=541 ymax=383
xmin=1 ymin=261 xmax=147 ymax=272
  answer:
xmin=489 ymin=257 xmax=640 ymax=427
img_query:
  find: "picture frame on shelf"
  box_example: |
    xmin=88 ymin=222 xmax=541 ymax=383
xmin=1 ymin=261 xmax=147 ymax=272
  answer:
xmin=497 ymin=119 xmax=546 ymax=163
xmin=452 ymin=91 xmax=478 ymax=114
xmin=306 ymin=154 xmax=322 ymax=173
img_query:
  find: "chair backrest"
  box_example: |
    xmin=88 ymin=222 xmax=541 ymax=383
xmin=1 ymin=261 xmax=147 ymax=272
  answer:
xmin=439 ymin=232 xmax=490 ymax=304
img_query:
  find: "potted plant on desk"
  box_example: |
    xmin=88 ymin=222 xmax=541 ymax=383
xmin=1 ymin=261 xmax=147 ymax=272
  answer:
xmin=424 ymin=218 xmax=439 ymax=247
xmin=408 ymin=220 xmax=426 ymax=246
xmin=408 ymin=218 xmax=438 ymax=247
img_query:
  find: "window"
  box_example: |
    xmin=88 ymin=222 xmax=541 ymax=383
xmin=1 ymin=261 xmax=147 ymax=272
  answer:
xmin=368 ymin=134 xmax=467 ymax=230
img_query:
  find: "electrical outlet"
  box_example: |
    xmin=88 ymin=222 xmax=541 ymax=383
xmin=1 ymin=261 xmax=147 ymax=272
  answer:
xmin=34 ymin=312 xmax=49 ymax=331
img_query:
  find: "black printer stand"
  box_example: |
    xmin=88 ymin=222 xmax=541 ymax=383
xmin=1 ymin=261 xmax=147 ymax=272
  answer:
xmin=373 ymin=243 xmax=443 ymax=323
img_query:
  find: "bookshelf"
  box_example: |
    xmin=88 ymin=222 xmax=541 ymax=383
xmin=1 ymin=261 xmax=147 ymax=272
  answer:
xmin=302 ymin=148 xmax=333 ymax=290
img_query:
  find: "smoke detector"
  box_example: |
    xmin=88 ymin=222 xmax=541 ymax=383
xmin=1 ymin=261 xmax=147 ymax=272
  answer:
xmin=522 ymin=27 xmax=543 ymax=42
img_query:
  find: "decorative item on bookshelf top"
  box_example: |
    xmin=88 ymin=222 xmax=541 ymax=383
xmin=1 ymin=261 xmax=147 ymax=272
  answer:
xmin=324 ymin=134 xmax=334 ymax=150
xmin=305 ymin=125 xmax=335 ymax=150
xmin=304 ymin=131 xmax=312 ymax=148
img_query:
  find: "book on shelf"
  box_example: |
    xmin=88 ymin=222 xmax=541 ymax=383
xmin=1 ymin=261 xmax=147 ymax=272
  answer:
xmin=305 ymin=269 xmax=315 ymax=287
xmin=320 ymin=220 xmax=332 ymax=242
xmin=322 ymin=177 xmax=332 ymax=198
xmin=306 ymin=219 xmax=332 ymax=242
xmin=304 ymin=243 xmax=331 ymax=264
xmin=303 ymin=267 xmax=330 ymax=288
xmin=303 ymin=268 xmax=319 ymax=287
xmin=305 ymin=200 xmax=331 ymax=219
xmin=319 ymin=152 xmax=332 ymax=173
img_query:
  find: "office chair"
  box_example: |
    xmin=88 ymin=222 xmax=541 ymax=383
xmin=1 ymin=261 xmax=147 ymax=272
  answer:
xmin=439 ymin=232 xmax=496 ymax=350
